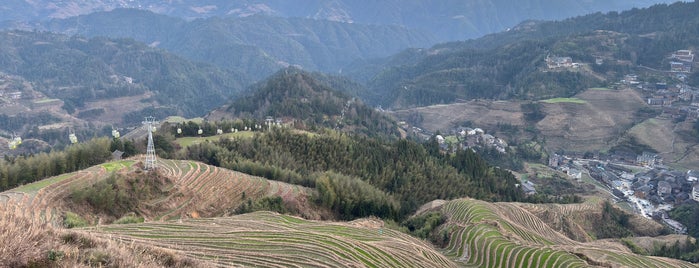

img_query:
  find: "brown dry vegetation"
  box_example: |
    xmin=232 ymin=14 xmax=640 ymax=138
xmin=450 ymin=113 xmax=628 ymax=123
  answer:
xmin=628 ymin=118 xmax=699 ymax=169
xmin=536 ymin=88 xmax=646 ymax=152
xmin=78 ymin=92 xmax=153 ymax=124
xmin=0 ymin=204 xmax=208 ymax=267
xmin=389 ymin=88 xmax=684 ymax=157
xmin=0 ymin=157 xmax=327 ymax=228
xmin=390 ymin=100 xmax=524 ymax=132
xmin=84 ymin=211 xmax=457 ymax=267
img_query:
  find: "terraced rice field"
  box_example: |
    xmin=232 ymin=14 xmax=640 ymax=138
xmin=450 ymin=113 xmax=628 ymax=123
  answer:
xmin=154 ymin=158 xmax=313 ymax=220
xmin=436 ymin=198 xmax=696 ymax=268
xmin=0 ymin=166 xmax=107 ymax=226
xmin=0 ymin=156 xmax=313 ymax=225
xmin=84 ymin=211 xmax=457 ymax=267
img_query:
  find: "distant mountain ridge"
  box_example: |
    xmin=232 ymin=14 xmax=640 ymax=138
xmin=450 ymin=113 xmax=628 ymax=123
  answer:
xmin=0 ymin=0 xmax=676 ymax=41
xmin=0 ymin=30 xmax=248 ymax=124
xmin=25 ymin=8 xmax=434 ymax=80
xmin=348 ymin=1 xmax=699 ymax=108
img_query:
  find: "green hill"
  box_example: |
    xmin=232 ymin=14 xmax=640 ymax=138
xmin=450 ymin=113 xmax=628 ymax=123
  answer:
xmin=207 ymin=67 xmax=400 ymax=139
xmin=350 ymin=1 xmax=699 ymax=108
xmin=420 ymin=198 xmax=695 ymax=268
xmin=34 ymin=9 xmax=435 ymax=80
xmin=0 ymin=30 xmax=248 ymax=122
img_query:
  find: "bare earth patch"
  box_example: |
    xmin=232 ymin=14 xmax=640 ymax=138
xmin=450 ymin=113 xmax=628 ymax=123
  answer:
xmin=537 ymin=88 xmax=646 ymax=152
xmin=390 ymin=100 xmax=524 ymax=131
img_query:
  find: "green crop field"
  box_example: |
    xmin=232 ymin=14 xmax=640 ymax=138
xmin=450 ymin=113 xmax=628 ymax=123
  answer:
xmin=32 ymin=98 xmax=61 ymax=104
xmin=14 ymin=173 xmax=73 ymax=193
xmin=101 ymin=160 xmax=135 ymax=172
xmin=175 ymin=131 xmax=255 ymax=147
xmin=540 ymin=98 xmax=587 ymax=104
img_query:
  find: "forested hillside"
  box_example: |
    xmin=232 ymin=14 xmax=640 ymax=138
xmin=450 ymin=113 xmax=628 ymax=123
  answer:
xmin=30 ymin=9 xmax=434 ymax=80
xmin=0 ymin=30 xmax=248 ymax=121
xmin=350 ymin=1 xmax=699 ymax=108
xmin=180 ymin=127 xmax=525 ymax=219
xmin=208 ymin=68 xmax=399 ymax=139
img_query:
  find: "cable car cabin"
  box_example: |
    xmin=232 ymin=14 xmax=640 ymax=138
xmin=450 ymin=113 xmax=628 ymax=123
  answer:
xmin=69 ymin=133 xmax=78 ymax=144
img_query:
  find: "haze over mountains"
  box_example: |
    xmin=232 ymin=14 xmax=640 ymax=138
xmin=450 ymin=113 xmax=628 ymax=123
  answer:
xmin=0 ymin=0 xmax=676 ymax=41
xmin=29 ymin=9 xmax=434 ymax=79
xmin=4 ymin=1 xmax=699 ymax=267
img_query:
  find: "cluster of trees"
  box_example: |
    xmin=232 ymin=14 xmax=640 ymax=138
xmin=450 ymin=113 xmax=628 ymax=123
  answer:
xmin=650 ymin=237 xmax=699 ymax=263
xmin=351 ymin=1 xmax=699 ymax=108
xmin=670 ymin=203 xmax=699 ymax=238
xmin=69 ymin=171 xmax=171 ymax=222
xmin=0 ymin=112 xmax=60 ymax=134
xmin=0 ymin=30 xmax=246 ymax=118
xmin=221 ymin=68 xmax=399 ymax=139
xmin=595 ymin=200 xmax=633 ymax=239
xmin=166 ymin=119 xmax=260 ymax=137
xmin=180 ymin=127 xmax=525 ymax=220
xmin=0 ymin=138 xmax=136 ymax=192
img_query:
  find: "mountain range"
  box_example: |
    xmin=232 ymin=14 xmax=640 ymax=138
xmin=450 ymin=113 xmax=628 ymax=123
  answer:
xmin=26 ymin=9 xmax=433 ymax=79
xmin=349 ymin=1 xmax=699 ymax=108
xmin=0 ymin=0 xmax=676 ymax=41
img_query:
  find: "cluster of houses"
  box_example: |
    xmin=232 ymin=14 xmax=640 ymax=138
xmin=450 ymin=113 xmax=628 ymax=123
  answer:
xmin=459 ymin=127 xmax=508 ymax=153
xmin=545 ymin=54 xmax=578 ymax=69
xmin=404 ymin=122 xmax=512 ymax=154
xmin=670 ymin=49 xmax=694 ymax=73
xmin=621 ymin=73 xmax=699 ymax=122
xmin=549 ymin=152 xmax=696 ymax=234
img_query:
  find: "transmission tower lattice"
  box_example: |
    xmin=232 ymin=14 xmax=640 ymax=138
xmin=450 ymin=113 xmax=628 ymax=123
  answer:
xmin=143 ymin=116 xmax=159 ymax=170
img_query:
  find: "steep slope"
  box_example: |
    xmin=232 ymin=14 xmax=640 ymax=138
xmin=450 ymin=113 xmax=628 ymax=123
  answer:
xmin=0 ymin=30 xmax=248 ymax=124
xmin=352 ymin=1 xmax=699 ymax=108
xmin=0 ymin=158 xmax=454 ymax=267
xmin=0 ymin=157 xmax=322 ymax=226
xmin=427 ymin=198 xmax=695 ymax=268
xmin=30 ymin=9 xmax=435 ymax=80
xmin=207 ymin=67 xmax=400 ymax=139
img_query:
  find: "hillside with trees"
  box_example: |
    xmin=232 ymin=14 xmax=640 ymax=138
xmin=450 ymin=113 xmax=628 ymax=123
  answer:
xmin=26 ymin=9 xmax=434 ymax=81
xmin=179 ymin=127 xmax=525 ymax=219
xmin=207 ymin=68 xmax=399 ymax=139
xmin=349 ymin=1 xmax=699 ymax=108
xmin=0 ymin=30 xmax=248 ymax=120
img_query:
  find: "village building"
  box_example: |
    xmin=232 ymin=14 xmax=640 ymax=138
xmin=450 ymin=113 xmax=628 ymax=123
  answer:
xmin=692 ymin=184 xmax=699 ymax=202
xmin=636 ymin=152 xmax=658 ymax=167
xmin=658 ymin=181 xmax=672 ymax=197
xmin=670 ymin=61 xmax=692 ymax=73
xmin=662 ymin=217 xmax=688 ymax=234
xmin=672 ymin=49 xmax=695 ymax=62
xmin=546 ymin=55 xmax=573 ymax=69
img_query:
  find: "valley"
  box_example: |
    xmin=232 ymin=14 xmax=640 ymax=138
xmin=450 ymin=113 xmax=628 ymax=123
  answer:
xmin=3 ymin=1 xmax=699 ymax=267
xmin=1 ymin=155 xmax=695 ymax=267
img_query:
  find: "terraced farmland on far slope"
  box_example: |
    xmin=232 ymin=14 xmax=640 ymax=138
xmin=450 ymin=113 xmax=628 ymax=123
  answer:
xmin=433 ymin=198 xmax=696 ymax=268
